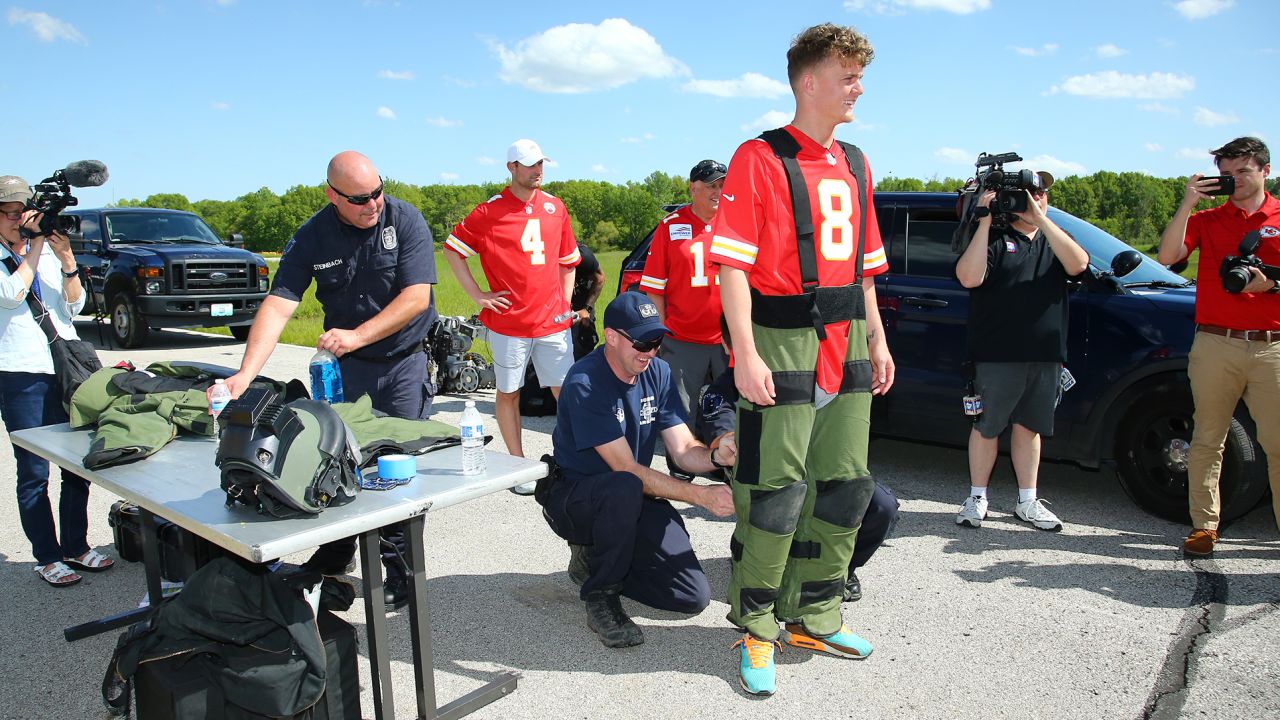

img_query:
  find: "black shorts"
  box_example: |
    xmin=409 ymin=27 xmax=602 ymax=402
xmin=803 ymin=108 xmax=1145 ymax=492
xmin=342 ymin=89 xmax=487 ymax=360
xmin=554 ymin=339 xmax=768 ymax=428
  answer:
xmin=972 ymin=361 xmax=1061 ymax=438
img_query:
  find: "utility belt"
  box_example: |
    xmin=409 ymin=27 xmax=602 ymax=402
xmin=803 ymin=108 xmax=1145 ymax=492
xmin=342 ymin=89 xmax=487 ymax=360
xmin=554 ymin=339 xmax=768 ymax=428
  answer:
xmin=750 ymin=283 xmax=863 ymax=338
xmin=349 ymin=344 xmax=423 ymax=363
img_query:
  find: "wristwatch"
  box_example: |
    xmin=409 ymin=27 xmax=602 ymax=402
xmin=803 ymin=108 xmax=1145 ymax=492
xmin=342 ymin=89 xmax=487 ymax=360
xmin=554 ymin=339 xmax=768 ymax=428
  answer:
xmin=709 ymin=438 xmax=729 ymax=470
xmin=62 ymin=267 xmax=80 ymax=278
xmin=1269 ymin=280 xmax=1280 ymax=294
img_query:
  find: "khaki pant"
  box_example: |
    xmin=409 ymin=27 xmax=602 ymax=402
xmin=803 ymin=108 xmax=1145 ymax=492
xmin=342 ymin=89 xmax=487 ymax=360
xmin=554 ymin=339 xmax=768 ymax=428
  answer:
xmin=1187 ymin=331 xmax=1280 ymax=531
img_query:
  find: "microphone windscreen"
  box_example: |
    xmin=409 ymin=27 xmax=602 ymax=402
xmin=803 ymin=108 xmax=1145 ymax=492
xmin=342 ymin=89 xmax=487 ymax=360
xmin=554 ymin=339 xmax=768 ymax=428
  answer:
xmin=63 ymin=160 xmax=109 ymax=188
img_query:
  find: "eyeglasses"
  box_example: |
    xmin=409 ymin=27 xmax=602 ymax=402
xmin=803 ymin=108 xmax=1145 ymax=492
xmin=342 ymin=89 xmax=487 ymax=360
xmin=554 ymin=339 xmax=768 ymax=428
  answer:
xmin=327 ymin=178 xmax=384 ymax=205
xmin=0 ymin=209 xmax=23 ymax=220
xmin=690 ymin=161 xmax=727 ymax=183
xmin=616 ymin=328 xmax=663 ymax=353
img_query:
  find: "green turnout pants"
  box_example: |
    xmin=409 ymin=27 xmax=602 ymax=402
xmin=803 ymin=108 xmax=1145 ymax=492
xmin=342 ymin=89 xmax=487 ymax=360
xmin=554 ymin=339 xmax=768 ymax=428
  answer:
xmin=727 ymin=320 xmax=876 ymax=641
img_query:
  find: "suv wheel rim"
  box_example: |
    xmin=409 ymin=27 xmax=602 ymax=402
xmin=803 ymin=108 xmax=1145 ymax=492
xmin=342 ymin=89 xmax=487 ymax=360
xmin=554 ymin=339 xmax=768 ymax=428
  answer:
xmin=113 ymin=303 xmax=130 ymax=337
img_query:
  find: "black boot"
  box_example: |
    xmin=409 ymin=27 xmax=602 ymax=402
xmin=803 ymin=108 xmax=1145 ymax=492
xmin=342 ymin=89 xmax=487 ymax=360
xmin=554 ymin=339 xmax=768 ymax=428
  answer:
xmin=567 ymin=543 xmax=589 ymax=587
xmin=843 ymin=570 xmax=862 ymax=602
xmin=584 ymin=586 xmax=644 ymax=648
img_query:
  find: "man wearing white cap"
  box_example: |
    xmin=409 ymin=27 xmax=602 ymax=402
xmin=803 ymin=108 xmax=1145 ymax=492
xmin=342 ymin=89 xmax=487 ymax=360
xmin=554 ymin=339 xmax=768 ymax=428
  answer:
xmin=954 ymin=169 xmax=1089 ymax=532
xmin=445 ymin=140 xmax=580 ymax=493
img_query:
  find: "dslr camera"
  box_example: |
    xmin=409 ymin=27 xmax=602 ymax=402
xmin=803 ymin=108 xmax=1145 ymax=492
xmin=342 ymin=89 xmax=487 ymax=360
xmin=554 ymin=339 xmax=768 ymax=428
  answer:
xmin=20 ymin=160 xmax=110 ymax=239
xmin=953 ymin=152 xmax=1046 ymax=250
xmin=1220 ymin=229 xmax=1280 ymax=293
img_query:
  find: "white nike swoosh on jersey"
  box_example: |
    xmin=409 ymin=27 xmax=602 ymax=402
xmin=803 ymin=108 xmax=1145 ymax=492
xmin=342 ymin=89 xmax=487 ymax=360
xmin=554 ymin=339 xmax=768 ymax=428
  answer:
xmin=722 ymin=193 xmax=735 ymax=201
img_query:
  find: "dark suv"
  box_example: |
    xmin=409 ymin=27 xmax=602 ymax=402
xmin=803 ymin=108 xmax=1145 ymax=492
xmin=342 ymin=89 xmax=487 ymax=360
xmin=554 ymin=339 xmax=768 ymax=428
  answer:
xmin=618 ymin=193 xmax=1269 ymax=523
xmin=66 ymin=208 xmax=270 ymax=348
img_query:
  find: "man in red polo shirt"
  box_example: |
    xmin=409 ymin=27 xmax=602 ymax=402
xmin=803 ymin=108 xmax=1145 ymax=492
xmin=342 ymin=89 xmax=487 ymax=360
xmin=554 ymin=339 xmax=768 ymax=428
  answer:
xmin=446 ymin=139 xmax=580 ymax=493
xmin=709 ymin=23 xmax=893 ymax=696
xmin=640 ymin=159 xmax=730 ymax=426
xmin=1158 ymin=135 xmax=1280 ymax=555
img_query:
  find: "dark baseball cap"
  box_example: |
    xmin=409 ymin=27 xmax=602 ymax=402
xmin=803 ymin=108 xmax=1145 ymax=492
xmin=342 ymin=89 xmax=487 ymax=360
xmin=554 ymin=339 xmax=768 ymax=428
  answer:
xmin=603 ymin=291 xmax=669 ymax=342
xmin=690 ymin=159 xmax=727 ymax=184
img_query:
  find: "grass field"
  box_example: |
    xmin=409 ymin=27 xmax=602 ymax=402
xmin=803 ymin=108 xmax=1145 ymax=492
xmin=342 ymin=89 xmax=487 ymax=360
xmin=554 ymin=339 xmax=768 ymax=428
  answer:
xmin=206 ymin=250 xmax=630 ymax=360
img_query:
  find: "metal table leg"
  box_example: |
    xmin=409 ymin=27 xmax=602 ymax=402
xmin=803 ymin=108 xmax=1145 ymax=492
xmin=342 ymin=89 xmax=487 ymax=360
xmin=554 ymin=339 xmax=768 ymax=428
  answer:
xmin=360 ymin=529 xmax=395 ymax=720
xmin=63 ymin=508 xmax=166 ymax=642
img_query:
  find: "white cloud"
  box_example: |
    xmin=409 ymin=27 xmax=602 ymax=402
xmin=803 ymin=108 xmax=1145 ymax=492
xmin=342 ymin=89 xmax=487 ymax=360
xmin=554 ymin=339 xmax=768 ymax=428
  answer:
xmin=1022 ymin=154 xmax=1086 ymax=177
xmin=444 ymin=75 xmax=476 ymax=88
xmin=440 ymin=172 xmax=460 ymax=181
xmin=1050 ymin=71 xmax=1194 ymax=99
xmin=7 ymin=8 xmax=85 ymax=43
xmin=1144 ymin=142 xmax=1163 ymax=152
xmin=1173 ymin=0 xmax=1235 ymax=20
xmin=741 ymin=110 xmax=791 ymax=133
xmin=378 ymin=70 xmax=415 ymax=81
xmin=844 ymin=0 xmax=990 ymax=14
xmin=1011 ymin=43 xmax=1058 ymax=57
xmin=591 ymin=164 xmax=613 ymax=174
xmin=935 ymin=147 xmax=972 ymax=163
xmin=211 ymin=101 xmax=231 ymax=111
xmin=476 ymin=156 xmax=497 ymax=166
xmin=1193 ymin=106 xmax=1239 ymax=126
xmin=1139 ymin=102 xmax=1179 ymax=114
xmin=426 ymin=116 xmax=463 ymax=128
xmin=1177 ymin=147 xmax=1208 ymax=159
xmin=683 ymin=72 xmax=789 ymax=99
xmin=621 ymin=133 xmax=655 ymax=144
xmin=376 ymin=106 xmax=396 ymax=120
xmin=494 ymin=18 xmax=686 ymax=94
xmin=1095 ymin=44 xmax=1127 ymax=58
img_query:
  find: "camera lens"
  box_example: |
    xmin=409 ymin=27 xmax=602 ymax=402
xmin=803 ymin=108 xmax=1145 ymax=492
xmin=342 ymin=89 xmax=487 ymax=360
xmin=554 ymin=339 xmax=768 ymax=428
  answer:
xmin=1222 ymin=265 xmax=1252 ymax=293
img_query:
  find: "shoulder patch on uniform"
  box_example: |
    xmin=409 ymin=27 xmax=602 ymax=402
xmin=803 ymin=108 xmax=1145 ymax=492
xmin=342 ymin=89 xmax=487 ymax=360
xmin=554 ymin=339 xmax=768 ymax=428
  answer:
xmin=700 ymin=390 xmax=725 ymax=417
xmin=382 ymin=226 xmax=398 ymax=250
xmin=669 ymin=224 xmax=693 ymax=241
xmin=1260 ymin=225 xmax=1280 ymax=238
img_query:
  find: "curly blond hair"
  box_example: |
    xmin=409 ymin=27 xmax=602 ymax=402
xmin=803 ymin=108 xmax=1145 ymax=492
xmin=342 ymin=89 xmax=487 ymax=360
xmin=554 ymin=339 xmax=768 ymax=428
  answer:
xmin=787 ymin=23 xmax=875 ymax=86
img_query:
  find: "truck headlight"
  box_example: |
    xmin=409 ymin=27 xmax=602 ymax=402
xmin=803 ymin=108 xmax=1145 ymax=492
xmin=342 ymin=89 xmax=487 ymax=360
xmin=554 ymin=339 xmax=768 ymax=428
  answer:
xmin=144 ymin=280 xmax=163 ymax=294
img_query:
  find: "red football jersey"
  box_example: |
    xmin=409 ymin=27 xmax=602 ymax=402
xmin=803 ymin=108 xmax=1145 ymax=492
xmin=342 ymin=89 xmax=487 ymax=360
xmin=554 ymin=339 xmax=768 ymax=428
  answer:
xmin=446 ymin=187 xmax=580 ymax=337
xmin=710 ymin=125 xmax=887 ymax=393
xmin=1184 ymin=194 xmax=1280 ymax=330
xmin=640 ymin=204 xmax=723 ymax=345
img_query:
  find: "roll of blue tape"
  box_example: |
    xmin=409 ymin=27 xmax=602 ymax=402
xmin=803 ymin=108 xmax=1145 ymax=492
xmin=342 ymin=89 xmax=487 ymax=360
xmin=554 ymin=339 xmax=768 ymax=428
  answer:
xmin=377 ymin=454 xmax=416 ymax=486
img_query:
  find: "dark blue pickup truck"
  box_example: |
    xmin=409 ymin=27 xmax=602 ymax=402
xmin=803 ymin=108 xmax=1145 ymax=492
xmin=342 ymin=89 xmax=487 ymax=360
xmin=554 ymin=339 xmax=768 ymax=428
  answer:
xmin=66 ymin=207 xmax=269 ymax=348
xmin=619 ymin=192 xmax=1268 ymax=523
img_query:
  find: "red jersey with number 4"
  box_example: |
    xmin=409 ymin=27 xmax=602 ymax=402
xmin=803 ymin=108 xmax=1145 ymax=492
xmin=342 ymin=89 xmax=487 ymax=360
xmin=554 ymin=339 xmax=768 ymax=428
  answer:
xmin=446 ymin=187 xmax=580 ymax=337
xmin=1184 ymin=194 xmax=1280 ymax=330
xmin=710 ymin=125 xmax=887 ymax=393
xmin=640 ymin=204 xmax=723 ymax=345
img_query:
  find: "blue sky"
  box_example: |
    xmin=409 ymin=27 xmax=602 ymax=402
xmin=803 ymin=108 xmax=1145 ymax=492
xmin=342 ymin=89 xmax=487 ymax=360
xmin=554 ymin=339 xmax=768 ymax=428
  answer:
xmin=6 ymin=0 xmax=1275 ymax=208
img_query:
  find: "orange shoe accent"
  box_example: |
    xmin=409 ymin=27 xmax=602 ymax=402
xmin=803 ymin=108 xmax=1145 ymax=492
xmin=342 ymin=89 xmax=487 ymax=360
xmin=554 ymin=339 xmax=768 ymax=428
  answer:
xmin=1183 ymin=528 xmax=1218 ymax=556
xmin=731 ymin=634 xmax=780 ymax=668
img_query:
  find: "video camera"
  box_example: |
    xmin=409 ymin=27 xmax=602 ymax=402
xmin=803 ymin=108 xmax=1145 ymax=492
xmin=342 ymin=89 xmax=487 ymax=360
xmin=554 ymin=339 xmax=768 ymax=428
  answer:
xmin=20 ymin=160 xmax=109 ymax=238
xmin=953 ymin=151 xmax=1045 ymax=251
xmin=423 ymin=315 xmax=496 ymax=394
xmin=1220 ymin=229 xmax=1280 ymax=293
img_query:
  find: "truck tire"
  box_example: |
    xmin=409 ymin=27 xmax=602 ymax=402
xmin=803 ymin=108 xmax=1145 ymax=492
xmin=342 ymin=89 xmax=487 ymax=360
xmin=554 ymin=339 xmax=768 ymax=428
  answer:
xmin=109 ymin=292 xmax=149 ymax=349
xmin=229 ymin=325 xmax=252 ymax=341
xmin=1113 ymin=383 xmax=1268 ymax=524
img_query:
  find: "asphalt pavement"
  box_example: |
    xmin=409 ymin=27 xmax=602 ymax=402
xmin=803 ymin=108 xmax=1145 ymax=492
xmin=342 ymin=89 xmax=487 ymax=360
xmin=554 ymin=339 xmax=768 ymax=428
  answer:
xmin=0 ymin=323 xmax=1277 ymax=719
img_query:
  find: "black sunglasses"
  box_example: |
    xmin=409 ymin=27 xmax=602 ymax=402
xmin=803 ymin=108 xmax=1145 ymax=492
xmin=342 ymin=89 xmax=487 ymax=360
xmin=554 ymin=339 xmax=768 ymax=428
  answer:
xmin=328 ymin=178 xmax=384 ymax=205
xmin=690 ymin=161 xmax=727 ymax=183
xmin=616 ymin=328 xmax=663 ymax=353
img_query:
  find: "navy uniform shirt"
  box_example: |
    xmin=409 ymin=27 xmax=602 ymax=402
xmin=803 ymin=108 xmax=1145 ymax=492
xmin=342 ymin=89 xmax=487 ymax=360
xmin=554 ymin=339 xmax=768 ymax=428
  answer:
xmin=552 ymin=347 xmax=687 ymax=478
xmin=272 ymin=196 xmax=438 ymax=359
xmin=694 ymin=366 xmax=737 ymax=445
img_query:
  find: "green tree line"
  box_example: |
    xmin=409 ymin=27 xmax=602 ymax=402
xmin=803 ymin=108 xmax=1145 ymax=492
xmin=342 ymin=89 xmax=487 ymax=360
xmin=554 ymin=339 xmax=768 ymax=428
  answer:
xmin=118 ymin=172 xmax=1280 ymax=256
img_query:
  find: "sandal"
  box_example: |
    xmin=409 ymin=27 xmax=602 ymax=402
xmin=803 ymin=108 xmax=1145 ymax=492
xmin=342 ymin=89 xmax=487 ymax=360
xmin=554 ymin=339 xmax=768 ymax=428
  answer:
xmin=35 ymin=561 xmax=82 ymax=587
xmin=65 ymin=548 xmax=115 ymax=572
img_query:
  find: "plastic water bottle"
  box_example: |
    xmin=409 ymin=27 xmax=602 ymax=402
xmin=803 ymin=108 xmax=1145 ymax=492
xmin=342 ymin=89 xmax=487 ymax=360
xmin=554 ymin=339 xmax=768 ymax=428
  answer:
xmin=209 ymin=379 xmax=231 ymax=439
xmin=309 ymin=349 xmax=345 ymax=403
xmin=460 ymin=401 xmax=486 ymax=476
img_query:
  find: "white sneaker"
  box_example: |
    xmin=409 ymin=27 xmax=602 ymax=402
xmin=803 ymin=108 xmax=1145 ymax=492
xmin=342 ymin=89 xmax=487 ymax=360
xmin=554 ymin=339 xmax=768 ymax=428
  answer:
xmin=1014 ymin=497 xmax=1063 ymax=531
xmin=510 ymin=480 xmax=539 ymax=496
xmin=956 ymin=495 xmax=988 ymax=528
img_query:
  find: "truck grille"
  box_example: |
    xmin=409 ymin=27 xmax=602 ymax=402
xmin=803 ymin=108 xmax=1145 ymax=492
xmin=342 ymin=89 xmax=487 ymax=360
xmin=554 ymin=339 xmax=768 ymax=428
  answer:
xmin=170 ymin=260 xmax=255 ymax=293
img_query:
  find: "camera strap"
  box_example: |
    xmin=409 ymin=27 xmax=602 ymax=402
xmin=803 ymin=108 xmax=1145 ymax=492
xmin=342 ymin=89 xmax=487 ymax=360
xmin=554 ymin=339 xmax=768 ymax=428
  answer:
xmin=758 ymin=128 xmax=869 ymax=341
xmin=1 ymin=255 xmax=59 ymax=344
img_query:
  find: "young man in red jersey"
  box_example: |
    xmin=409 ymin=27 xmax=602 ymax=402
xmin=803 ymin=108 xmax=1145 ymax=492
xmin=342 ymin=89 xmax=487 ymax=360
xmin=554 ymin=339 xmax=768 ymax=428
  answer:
xmin=446 ymin=139 xmax=580 ymax=493
xmin=1158 ymin=136 xmax=1280 ymax=556
xmin=709 ymin=23 xmax=893 ymax=696
xmin=641 ymin=159 xmax=730 ymax=428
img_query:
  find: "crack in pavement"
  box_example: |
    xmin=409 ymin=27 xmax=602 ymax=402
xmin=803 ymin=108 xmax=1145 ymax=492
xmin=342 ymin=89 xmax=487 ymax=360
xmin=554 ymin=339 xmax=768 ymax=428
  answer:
xmin=1138 ymin=557 xmax=1229 ymax=720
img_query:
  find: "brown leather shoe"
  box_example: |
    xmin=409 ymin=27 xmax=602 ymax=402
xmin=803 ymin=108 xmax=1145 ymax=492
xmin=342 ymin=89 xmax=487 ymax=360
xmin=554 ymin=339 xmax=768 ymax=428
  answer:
xmin=1183 ymin=528 xmax=1218 ymax=556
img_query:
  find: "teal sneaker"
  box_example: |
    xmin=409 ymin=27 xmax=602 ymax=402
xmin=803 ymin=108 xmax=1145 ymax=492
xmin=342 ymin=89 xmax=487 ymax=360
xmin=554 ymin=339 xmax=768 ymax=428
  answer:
xmin=781 ymin=623 xmax=872 ymax=659
xmin=733 ymin=633 xmax=780 ymax=696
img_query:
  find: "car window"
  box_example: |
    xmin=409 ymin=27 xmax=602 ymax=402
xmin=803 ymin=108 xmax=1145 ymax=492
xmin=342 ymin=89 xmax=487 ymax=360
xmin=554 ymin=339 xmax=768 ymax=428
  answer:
xmin=1049 ymin=210 xmax=1190 ymax=285
xmin=104 ymin=213 xmax=222 ymax=244
xmin=78 ymin=213 xmax=101 ymax=242
xmin=902 ymin=209 xmax=959 ymax=279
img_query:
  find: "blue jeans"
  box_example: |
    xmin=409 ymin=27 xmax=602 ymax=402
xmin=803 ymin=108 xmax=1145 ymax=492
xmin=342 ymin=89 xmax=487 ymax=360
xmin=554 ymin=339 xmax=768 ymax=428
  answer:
xmin=0 ymin=372 xmax=91 ymax=565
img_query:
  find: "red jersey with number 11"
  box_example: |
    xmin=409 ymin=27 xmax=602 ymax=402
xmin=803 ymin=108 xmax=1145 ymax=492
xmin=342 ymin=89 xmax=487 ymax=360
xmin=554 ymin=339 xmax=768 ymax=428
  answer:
xmin=640 ymin=204 xmax=723 ymax=345
xmin=446 ymin=187 xmax=580 ymax=337
xmin=710 ymin=125 xmax=887 ymax=392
